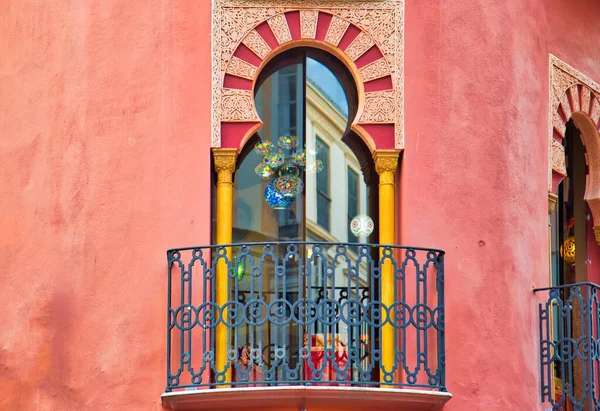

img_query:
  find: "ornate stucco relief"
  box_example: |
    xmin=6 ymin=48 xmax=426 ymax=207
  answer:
xmin=551 ymin=140 xmax=566 ymax=176
xmin=323 ymin=16 xmax=351 ymax=46
xmin=344 ymin=31 xmax=375 ymax=61
xmin=581 ymin=87 xmax=591 ymax=115
xmin=242 ymin=30 xmax=272 ymax=59
xmin=221 ymin=88 xmax=260 ymax=121
xmin=299 ymin=10 xmax=318 ymax=39
xmin=226 ymin=56 xmax=258 ymax=80
xmin=358 ymin=58 xmax=390 ymax=82
xmin=212 ymin=0 xmax=404 ymax=149
xmin=360 ymin=90 xmax=395 ymax=123
xmin=591 ymin=97 xmax=600 ymax=125
xmin=549 ymin=55 xmax=600 ymax=192
xmin=267 ymin=14 xmax=293 ymax=45
xmin=558 ymin=92 xmax=572 ymax=121
xmin=552 ymin=111 xmax=566 ymax=136
xmin=569 ymin=85 xmax=580 ymax=112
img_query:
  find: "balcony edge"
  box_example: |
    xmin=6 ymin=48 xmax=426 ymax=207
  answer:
xmin=161 ymin=386 xmax=452 ymax=411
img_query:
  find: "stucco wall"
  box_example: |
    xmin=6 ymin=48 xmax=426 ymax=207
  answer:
xmin=0 ymin=1 xmax=211 ymax=410
xmin=404 ymin=0 xmax=600 ymax=410
xmin=2 ymin=0 xmax=600 ymax=410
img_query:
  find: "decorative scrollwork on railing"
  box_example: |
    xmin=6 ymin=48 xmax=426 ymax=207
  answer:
xmin=535 ymin=282 xmax=600 ymax=411
xmin=166 ymin=242 xmax=445 ymax=392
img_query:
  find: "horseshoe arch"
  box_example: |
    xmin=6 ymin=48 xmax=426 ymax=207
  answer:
xmin=212 ymin=1 xmax=405 ymax=153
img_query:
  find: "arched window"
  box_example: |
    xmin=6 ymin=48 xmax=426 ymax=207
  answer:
xmin=232 ymin=49 xmax=372 ymax=246
xmin=225 ymin=49 xmax=377 ymax=381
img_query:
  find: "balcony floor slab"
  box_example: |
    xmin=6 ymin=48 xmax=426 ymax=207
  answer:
xmin=161 ymin=386 xmax=452 ymax=411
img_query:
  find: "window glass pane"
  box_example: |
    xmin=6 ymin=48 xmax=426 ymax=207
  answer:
xmin=316 ymin=138 xmax=328 ymax=195
xmin=348 ymin=168 xmax=359 ymax=245
xmin=316 ymin=138 xmax=330 ymax=230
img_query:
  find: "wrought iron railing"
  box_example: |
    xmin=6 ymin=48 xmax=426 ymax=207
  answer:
xmin=535 ymin=282 xmax=600 ymax=410
xmin=166 ymin=242 xmax=445 ymax=392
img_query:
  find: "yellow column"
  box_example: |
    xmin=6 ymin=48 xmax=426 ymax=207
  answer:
xmin=374 ymin=149 xmax=400 ymax=386
xmin=212 ymin=148 xmax=238 ymax=386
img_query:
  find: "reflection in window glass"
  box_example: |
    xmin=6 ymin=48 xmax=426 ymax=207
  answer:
xmin=277 ymin=66 xmax=299 ymax=136
xmin=221 ymin=53 xmax=374 ymax=383
xmin=347 ymin=167 xmax=359 ymax=244
xmin=316 ymin=137 xmax=330 ymax=231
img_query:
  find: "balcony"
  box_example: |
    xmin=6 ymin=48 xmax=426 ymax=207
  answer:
xmin=162 ymin=242 xmax=451 ymax=410
xmin=535 ymin=282 xmax=600 ymax=411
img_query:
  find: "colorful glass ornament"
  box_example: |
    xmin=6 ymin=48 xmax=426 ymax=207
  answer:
xmin=307 ymin=159 xmax=324 ymax=173
xmin=264 ymin=179 xmax=295 ymax=209
xmin=254 ymin=138 xmax=314 ymax=209
xmin=274 ymin=174 xmax=303 ymax=199
xmin=254 ymin=162 xmax=274 ymax=179
xmin=265 ymin=151 xmax=285 ymax=169
xmin=293 ymin=178 xmax=304 ymax=196
xmin=237 ymin=258 xmax=245 ymax=280
xmin=292 ymin=150 xmax=306 ymax=168
xmin=350 ymin=215 xmax=374 ymax=238
xmin=278 ymin=163 xmax=300 ymax=177
xmin=277 ymin=135 xmax=297 ymax=149
xmin=254 ymin=140 xmax=272 ymax=156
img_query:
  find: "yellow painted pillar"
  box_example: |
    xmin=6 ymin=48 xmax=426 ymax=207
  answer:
xmin=373 ymin=149 xmax=400 ymax=386
xmin=212 ymin=148 xmax=238 ymax=386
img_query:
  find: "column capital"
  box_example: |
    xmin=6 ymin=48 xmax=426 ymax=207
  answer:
xmin=212 ymin=148 xmax=238 ymax=174
xmin=548 ymin=192 xmax=558 ymax=215
xmin=373 ymin=149 xmax=401 ymax=175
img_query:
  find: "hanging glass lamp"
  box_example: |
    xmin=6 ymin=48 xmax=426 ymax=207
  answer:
xmin=560 ymin=236 xmax=576 ymax=266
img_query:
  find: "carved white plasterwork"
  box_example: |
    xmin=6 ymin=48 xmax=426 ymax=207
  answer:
xmin=345 ymin=31 xmax=375 ymax=61
xmin=267 ymin=14 xmax=293 ymax=45
xmin=226 ymin=56 xmax=258 ymax=80
xmin=324 ymin=15 xmax=351 ymax=46
xmin=242 ymin=30 xmax=272 ymax=59
xmin=299 ymin=10 xmax=318 ymax=39
xmin=360 ymin=90 xmax=395 ymax=123
xmin=221 ymin=88 xmax=260 ymax=121
xmin=359 ymin=58 xmax=390 ymax=82
xmin=212 ymin=0 xmax=404 ymax=149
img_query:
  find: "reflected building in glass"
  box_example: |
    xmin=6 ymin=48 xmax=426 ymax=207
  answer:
xmin=229 ymin=57 xmax=371 ymax=382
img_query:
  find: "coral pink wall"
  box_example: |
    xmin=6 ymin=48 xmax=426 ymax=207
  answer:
xmin=403 ymin=0 xmax=600 ymax=410
xmin=0 ymin=1 xmax=211 ymax=410
xmin=3 ymin=1 xmax=600 ymax=410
